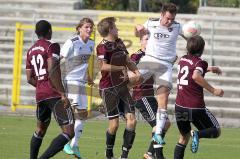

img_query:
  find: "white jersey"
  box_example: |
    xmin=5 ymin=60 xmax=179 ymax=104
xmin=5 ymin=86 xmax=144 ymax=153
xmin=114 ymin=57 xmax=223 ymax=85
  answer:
xmin=61 ymin=35 xmax=94 ymax=82
xmin=144 ymin=18 xmax=182 ymax=63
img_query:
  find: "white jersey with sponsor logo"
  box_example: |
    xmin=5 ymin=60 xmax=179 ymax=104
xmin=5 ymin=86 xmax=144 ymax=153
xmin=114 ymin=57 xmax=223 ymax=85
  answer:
xmin=61 ymin=35 xmax=94 ymax=82
xmin=143 ymin=18 xmax=182 ymax=63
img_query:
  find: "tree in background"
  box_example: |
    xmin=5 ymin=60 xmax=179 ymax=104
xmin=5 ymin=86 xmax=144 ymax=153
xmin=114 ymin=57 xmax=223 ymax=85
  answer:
xmin=83 ymin=0 xmax=129 ymax=10
xmin=82 ymin=0 xmax=239 ymax=12
xmin=170 ymin=0 xmax=198 ymax=13
xmin=122 ymin=0 xmax=129 ymax=10
xmin=207 ymin=0 xmax=239 ymax=7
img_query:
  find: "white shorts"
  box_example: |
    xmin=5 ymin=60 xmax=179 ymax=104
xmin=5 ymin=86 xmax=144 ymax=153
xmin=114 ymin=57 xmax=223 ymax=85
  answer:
xmin=138 ymin=55 xmax=173 ymax=89
xmin=65 ymin=80 xmax=88 ymax=110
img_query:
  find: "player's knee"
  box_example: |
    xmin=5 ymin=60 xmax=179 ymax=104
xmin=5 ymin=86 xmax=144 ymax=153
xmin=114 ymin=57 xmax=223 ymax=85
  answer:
xmin=37 ymin=120 xmax=50 ymax=134
xmin=66 ymin=131 xmax=74 ymax=139
xmin=126 ymin=115 xmax=137 ymax=129
xmin=128 ymin=118 xmax=137 ymax=128
xmin=108 ymin=119 xmax=119 ymax=134
xmin=74 ymin=108 xmax=88 ymax=120
xmin=64 ymin=132 xmax=74 ymax=140
xmin=35 ymin=129 xmax=46 ymax=138
xmin=179 ymin=133 xmax=190 ymax=145
xmin=156 ymin=85 xmax=171 ymax=96
xmin=36 ymin=124 xmax=49 ymax=137
xmin=62 ymin=124 xmax=75 ymax=138
xmin=108 ymin=125 xmax=119 ymax=134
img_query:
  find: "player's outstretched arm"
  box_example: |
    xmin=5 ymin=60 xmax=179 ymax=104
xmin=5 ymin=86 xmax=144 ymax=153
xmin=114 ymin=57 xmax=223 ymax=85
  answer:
xmin=207 ymin=66 xmax=222 ymax=75
xmin=192 ymin=70 xmax=224 ymax=97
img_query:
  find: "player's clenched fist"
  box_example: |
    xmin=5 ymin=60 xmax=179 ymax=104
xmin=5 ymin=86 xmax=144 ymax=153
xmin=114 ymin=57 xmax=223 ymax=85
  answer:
xmin=135 ymin=24 xmax=148 ymax=37
xmin=213 ymin=88 xmax=224 ymax=97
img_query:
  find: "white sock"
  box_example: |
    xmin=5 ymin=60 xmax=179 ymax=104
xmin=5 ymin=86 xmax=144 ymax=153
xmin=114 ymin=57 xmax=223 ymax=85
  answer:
xmin=155 ymin=108 xmax=168 ymax=135
xmin=70 ymin=119 xmax=84 ymax=147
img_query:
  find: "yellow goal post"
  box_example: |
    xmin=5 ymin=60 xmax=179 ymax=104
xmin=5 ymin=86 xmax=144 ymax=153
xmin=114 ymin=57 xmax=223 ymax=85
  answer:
xmin=11 ymin=22 xmax=95 ymax=112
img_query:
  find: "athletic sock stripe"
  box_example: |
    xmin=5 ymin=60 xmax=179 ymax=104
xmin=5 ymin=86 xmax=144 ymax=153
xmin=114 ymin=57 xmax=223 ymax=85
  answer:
xmin=33 ymin=132 xmax=43 ymax=139
xmin=142 ymin=97 xmax=155 ymax=121
xmin=153 ymin=144 xmax=163 ymax=148
xmin=106 ymin=145 xmax=114 ymax=149
xmin=62 ymin=133 xmax=70 ymax=141
xmin=176 ymin=143 xmax=186 ymax=148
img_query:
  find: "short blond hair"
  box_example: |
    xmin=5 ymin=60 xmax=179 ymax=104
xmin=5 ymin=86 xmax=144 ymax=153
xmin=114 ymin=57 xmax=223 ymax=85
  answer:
xmin=97 ymin=17 xmax=116 ymax=37
xmin=76 ymin=17 xmax=94 ymax=34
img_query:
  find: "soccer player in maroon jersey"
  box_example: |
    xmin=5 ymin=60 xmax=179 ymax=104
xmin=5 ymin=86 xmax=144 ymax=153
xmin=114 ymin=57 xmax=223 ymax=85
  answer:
xmin=129 ymin=34 xmax=170 ymax=159
xmin=26 ymin=20 xmax=74 ymax=159
xmin=96 ymin=17 xmax=141 ymax=159
xmin=174 ymin=35 xmax=224 ymax=159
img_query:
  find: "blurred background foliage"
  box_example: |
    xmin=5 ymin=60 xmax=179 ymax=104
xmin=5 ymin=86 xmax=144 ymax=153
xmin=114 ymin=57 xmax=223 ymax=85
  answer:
xmin=80 ymin=0 xmax=239 ymax=13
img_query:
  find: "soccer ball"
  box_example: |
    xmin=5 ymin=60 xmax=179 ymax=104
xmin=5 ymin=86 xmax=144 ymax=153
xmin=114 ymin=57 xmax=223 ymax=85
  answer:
xmin=182 ymin=21 xmax=201 ymax=39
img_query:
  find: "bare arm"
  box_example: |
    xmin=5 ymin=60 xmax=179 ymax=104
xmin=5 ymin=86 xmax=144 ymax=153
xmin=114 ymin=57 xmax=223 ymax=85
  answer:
xmin=26 ymin=69 xmax=37 ymax=87
xmin=192 ymin=70 xmax=224 ymax=97
xmin=98 ymin=60 xmax=125 ymax=72
xmin=207 ymin=66 xmax=222 ymax=75
xmin=126 ymin=56 xmax=143 ymax=85
xmin=48 ymin=57 xmax=65 ymax=95
xmin=126 ymin=56 xmax=140 ymax=75
xmin=180 ymin=34 xmax=187 ymax=40
xmin=48 ymin=57 xmax=70 ymax=108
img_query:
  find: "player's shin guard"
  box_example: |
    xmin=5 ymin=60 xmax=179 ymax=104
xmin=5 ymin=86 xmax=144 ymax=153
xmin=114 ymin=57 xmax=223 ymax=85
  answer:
xmin=156 ymin=109 xmax=168 ymax=135
xmin=30 ymin=132 xmax=43 ymax=159
xmin=38 ymin=133 xmax=70 ymax=159
xmin=198 ymin=127 xmax=220 ymax=138
xmin=106 ymin=131 xmax=116 ymax=158
xmin=70 ymin=119 xmax=84 ymax=147
xmin=174 ymin=143 xmax=186 ymax=159
xmin=121 ymin=128 xmax=136 ymax=158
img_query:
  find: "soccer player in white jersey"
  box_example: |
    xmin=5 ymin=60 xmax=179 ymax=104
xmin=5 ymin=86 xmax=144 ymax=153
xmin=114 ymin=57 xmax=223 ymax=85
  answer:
xmin=60 ymin=17 xmax=94 ymax=159
xmin=135 ymin=3 xmax=184 ymax=146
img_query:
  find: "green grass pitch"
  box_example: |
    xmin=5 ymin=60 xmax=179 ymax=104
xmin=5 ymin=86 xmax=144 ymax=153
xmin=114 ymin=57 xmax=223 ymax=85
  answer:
xmin=0 ymin=115 xmax=240 ymax=159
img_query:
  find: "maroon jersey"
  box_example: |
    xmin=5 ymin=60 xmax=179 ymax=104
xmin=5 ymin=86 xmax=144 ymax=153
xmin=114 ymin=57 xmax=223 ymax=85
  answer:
xmin=96 ymin=38 xmax=129 ymax=89
xmin=130 ymin=49 xmax=154 ymax=101
xmin=26 ymin=39 xmax=61 ymax=102
xmin=175 ymin=54 xmax=208 ymax=108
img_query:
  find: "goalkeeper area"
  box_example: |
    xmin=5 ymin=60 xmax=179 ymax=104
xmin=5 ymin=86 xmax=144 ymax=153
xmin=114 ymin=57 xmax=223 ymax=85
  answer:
xmin=0 ymin=115 xmax=240 ymax=159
